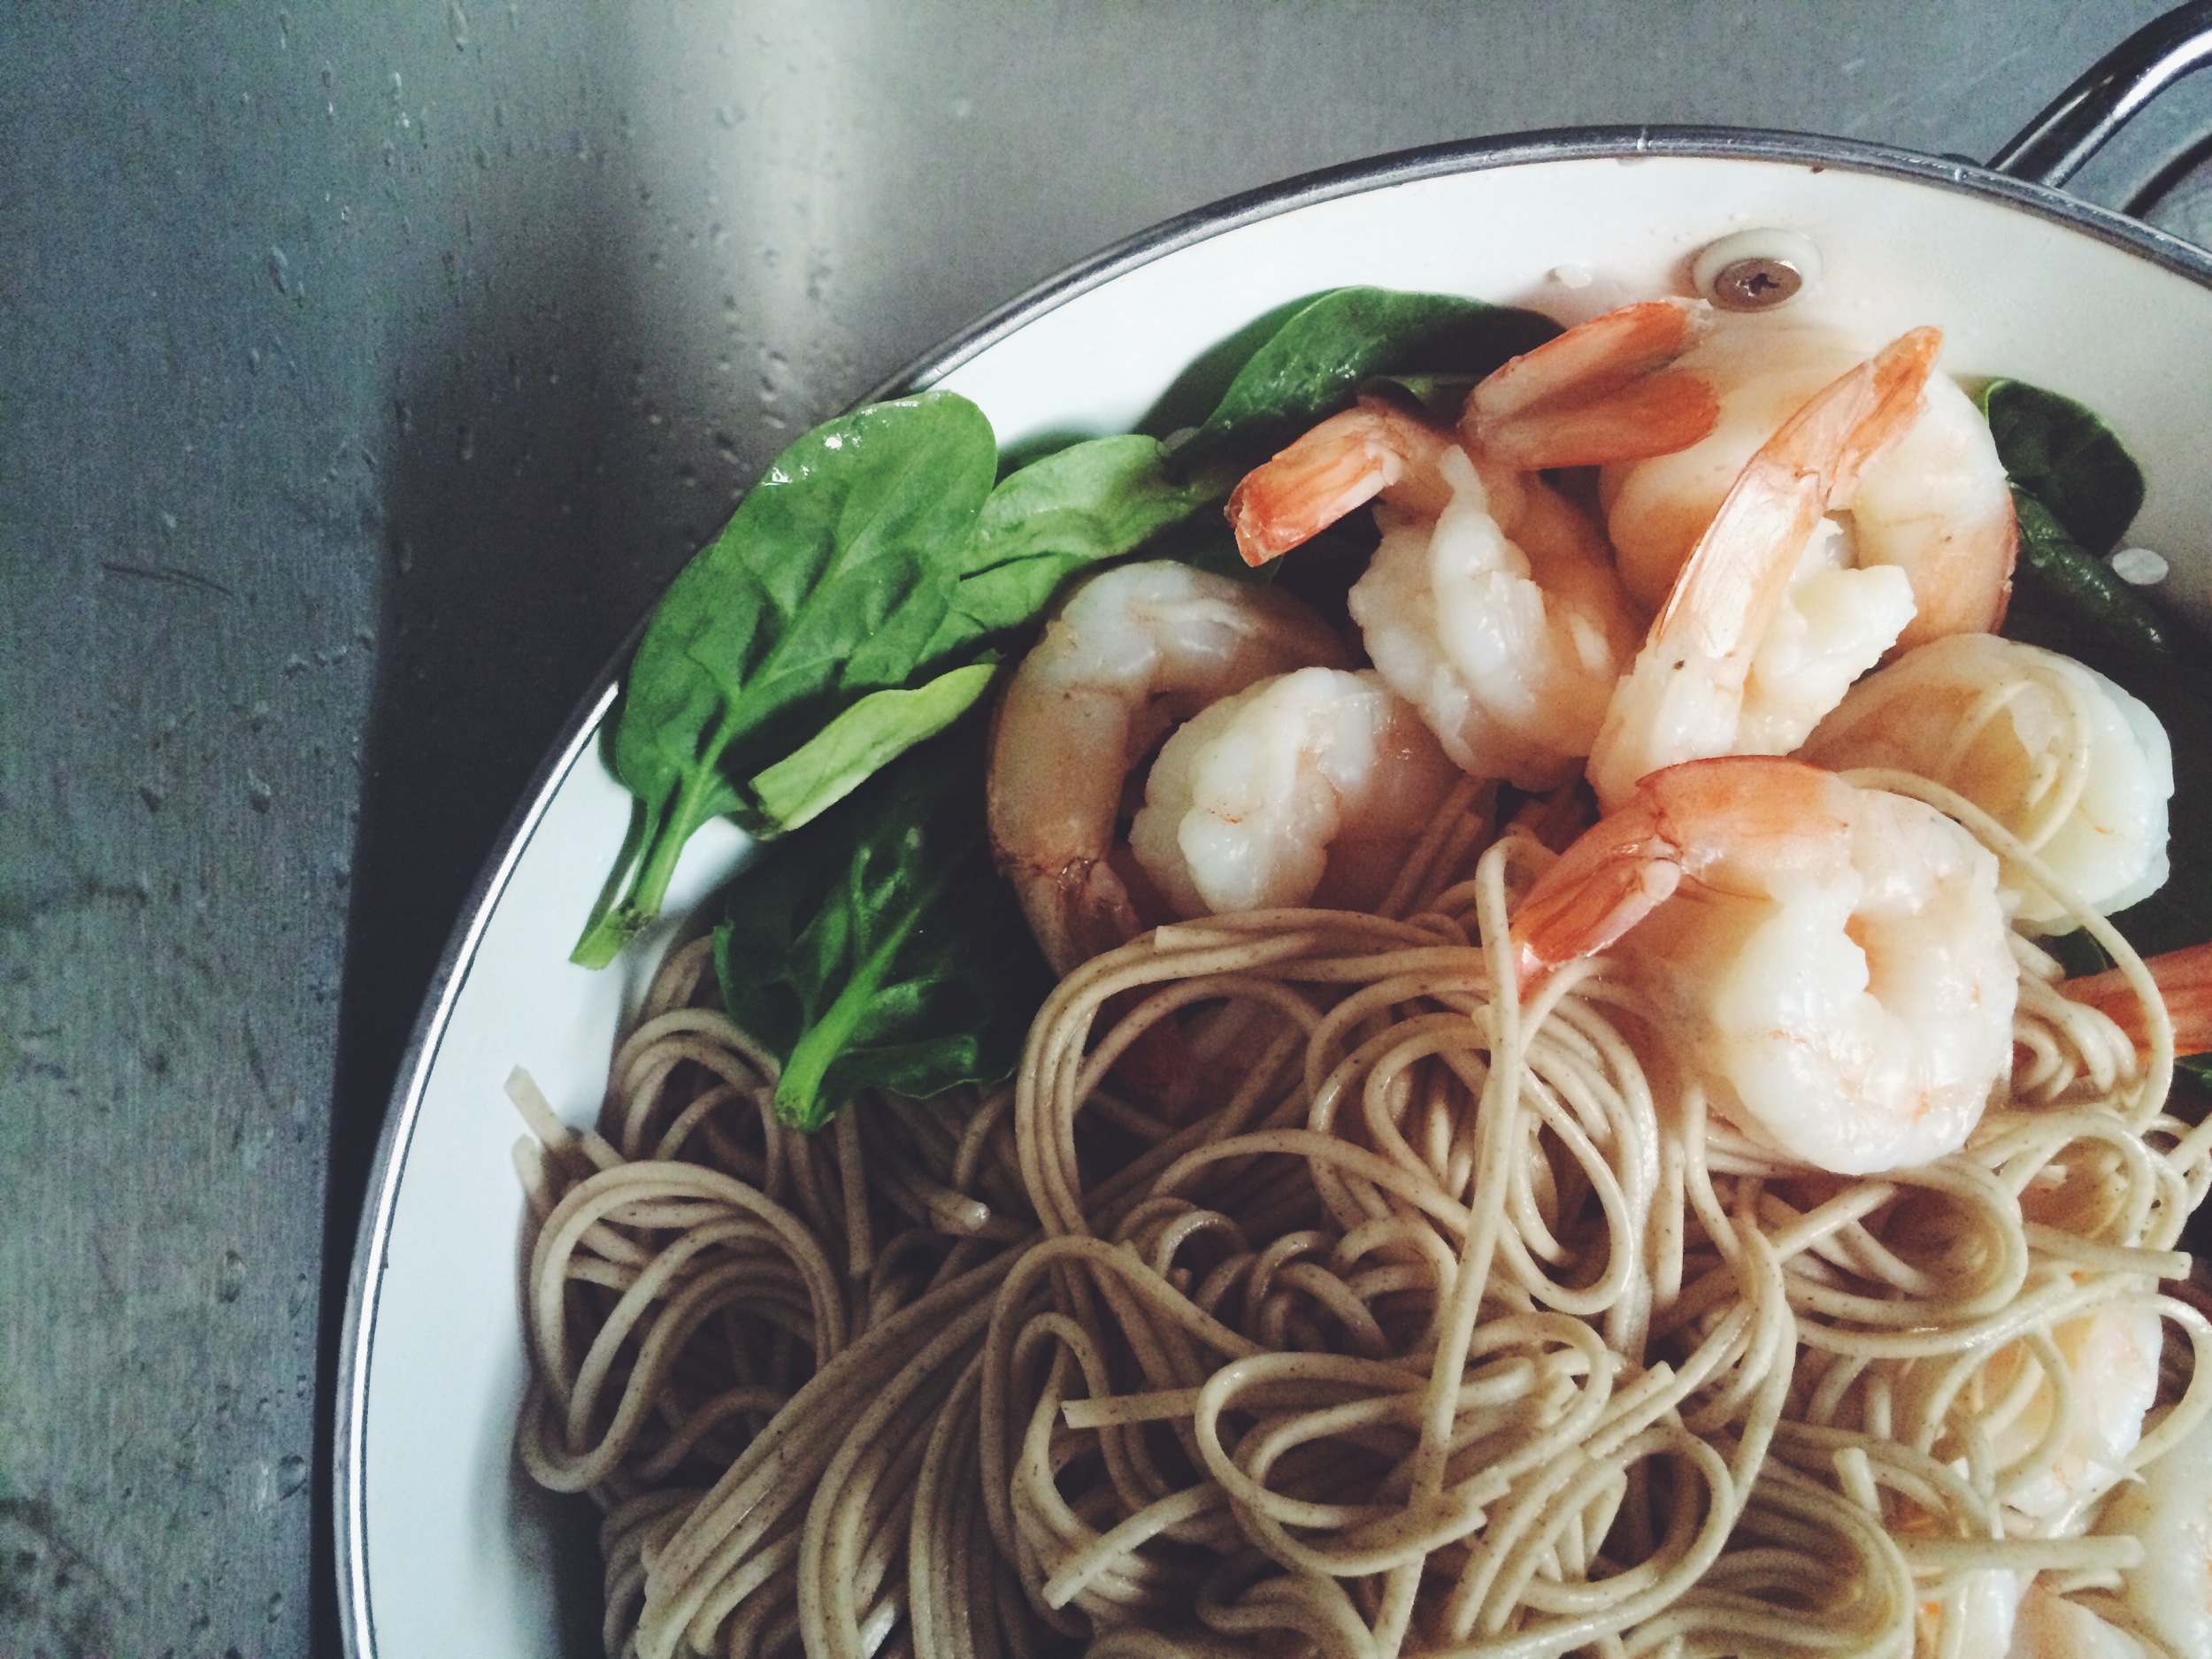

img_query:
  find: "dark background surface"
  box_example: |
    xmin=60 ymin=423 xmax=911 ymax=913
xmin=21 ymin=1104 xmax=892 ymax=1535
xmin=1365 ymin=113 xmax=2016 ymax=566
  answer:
xmin=5 ymin=3 xmax=2212 ymax=1653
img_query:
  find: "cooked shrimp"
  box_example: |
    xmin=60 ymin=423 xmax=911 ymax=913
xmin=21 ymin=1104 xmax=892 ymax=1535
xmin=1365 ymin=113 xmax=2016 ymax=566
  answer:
xmin=1225 ymin=297 xmax=1717 ymax=565
xmin=1509 ymin=756 xmax=2016 ymax=1176
xmin=1978 ymin=1303 xmax=2161 ymax=1522
xmin=1459 ymin=294 xmax=1720 ymax=467
xmin=2008 ymin=1589 xmax=2149 ymax=1658
xmin=1347 ymin=442 xmax=1646 ymax=787
xmin=1916 ymin=1570 xmax=2024 ymax=1659
xmin=1802 ymin=634 xmax=2173 ymax=933
xmin=1601 ymin=313 xmax=2016 ymax=651
xmin=2104 ymin=1381 xmax=2212 ymax=1659
xmin=1586 ymin=328 xmax=1940 ymax=810
xmin=1219 ymin=302 xmax=1717 ymax=787
xmin=1127 ymin=666 xmax=1460 ymax=917
xmin=1225 ymin=393 xmax=1461 ymax=567
xmin=987 ymin=560 xmax=1348 ymax=975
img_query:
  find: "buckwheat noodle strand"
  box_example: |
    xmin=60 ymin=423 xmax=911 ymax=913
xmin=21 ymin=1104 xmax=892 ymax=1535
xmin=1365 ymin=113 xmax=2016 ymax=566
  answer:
xmin=515 ymin=800 xmax=2210 ymax=1657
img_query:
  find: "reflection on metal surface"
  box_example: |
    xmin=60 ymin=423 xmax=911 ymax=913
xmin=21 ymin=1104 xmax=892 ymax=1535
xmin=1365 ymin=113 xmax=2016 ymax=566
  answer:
xmin=2130 ymin=129 xmax=2212 ymax=245
xmin=1992 ymin=0 xmax=2212 ymax=187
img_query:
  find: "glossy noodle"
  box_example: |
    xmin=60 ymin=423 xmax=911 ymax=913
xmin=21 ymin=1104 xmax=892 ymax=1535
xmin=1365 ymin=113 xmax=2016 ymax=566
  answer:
xmin=514 ymin=778 xmax=2212 ymax=1658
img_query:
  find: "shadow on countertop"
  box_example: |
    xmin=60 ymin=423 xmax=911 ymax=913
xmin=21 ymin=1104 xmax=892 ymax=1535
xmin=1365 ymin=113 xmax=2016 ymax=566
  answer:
xmin=311 ymin=123 xmax=638 ymax=1659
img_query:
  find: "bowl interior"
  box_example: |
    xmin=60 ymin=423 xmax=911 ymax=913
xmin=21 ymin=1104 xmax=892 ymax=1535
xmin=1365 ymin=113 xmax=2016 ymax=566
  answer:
xmin=342 ymin=144 xmax=2212 ymax=1656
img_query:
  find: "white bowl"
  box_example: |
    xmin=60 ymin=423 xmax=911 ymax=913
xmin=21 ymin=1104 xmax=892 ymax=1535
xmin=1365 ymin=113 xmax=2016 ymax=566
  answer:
xmin=334 ymin=129 xmax=2212 ymax=1656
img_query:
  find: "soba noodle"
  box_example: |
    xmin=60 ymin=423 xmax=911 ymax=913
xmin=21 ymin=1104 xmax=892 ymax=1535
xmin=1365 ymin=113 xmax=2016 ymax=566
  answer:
xmin=514 ymin=777 xmax=2212 ymax=1658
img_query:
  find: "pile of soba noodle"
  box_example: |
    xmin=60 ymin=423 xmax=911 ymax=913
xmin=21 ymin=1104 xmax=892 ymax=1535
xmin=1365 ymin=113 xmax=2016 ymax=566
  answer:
xmin=513 ymin=761 xmax=2212 ymax=1659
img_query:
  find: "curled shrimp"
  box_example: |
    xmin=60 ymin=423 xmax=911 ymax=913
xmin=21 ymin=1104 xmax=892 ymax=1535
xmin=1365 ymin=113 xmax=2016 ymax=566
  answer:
xmin=2008 ymin=1591 xmax=2152 ymax=1658
xmin=1917 ymin=1570 xmax=2026 ymax=1659
xmin=1225 ymin=301 xmax=1718 ymax=787
xmin=1127 ymin=665 xmax=1461 ymax=918
xmin=1801 ymin=633 xmax=2173 ymax=933
xmin=985 ymin=560 xmax=1348 ymax=976
xmin=1509 ymin=756 xmax=2016 ymax=1176
xmin=2103 ymin=1383 xmax=2212 ymax=1658
xmin=1601 ymin=313 xmax=2016 ymax=651
xmin=1586 ymin=327 xmax=1940 ymax=810
xmin=1975 ymin=1301 xmax=2162 ymax=1524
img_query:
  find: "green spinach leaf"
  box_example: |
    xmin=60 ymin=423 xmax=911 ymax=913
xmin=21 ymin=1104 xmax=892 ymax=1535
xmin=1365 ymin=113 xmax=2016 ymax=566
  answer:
xmin=572 ymin=393 xmax=998 ymax=968
xmin=715 ymin=728 xmax=1048 ymax=1130
xmin=746 ymin=660 xmax=999 ymax=834
xmin=929 ymin=434 xmax=1235 ymax=654
xmin=1182 ymin=288 xmax=1559 ymax=463
xmin=1980 ymin=379 xmax=2146 ymax=555
xmin=2003 ymin=488 xmax=2172 ymax=662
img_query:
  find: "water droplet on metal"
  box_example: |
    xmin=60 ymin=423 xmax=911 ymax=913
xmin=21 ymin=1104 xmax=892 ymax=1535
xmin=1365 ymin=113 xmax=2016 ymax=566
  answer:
xmin=1691 ymin=228 xmax=1822 ymax=312
xmin=276 ymin=1455 xmax=308 ymax=1499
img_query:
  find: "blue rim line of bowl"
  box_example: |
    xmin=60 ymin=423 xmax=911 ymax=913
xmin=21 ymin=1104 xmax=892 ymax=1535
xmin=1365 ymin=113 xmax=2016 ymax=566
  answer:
xmin=332 ymin=120 xmax=2212 ymax=1659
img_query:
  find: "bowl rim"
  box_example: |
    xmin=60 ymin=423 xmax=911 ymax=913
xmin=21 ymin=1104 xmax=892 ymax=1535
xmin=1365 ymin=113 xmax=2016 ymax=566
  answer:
xmin=331 ymin=120 xmax=2212 ymax=1658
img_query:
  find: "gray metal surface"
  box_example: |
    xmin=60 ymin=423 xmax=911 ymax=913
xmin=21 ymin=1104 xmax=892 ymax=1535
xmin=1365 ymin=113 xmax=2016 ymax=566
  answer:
xmin=0 ymin=2 xmax=2196 ymax=1653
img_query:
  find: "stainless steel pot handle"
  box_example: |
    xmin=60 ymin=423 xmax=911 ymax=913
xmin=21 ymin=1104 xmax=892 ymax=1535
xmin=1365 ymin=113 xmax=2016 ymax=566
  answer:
xmin=1991 ymin=0 xmax=2212 ymax=187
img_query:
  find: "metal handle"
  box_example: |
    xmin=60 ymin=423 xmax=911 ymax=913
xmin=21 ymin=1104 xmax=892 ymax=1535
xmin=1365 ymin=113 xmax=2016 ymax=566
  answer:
xmin=1990 ymin=0 xmax=2212 ymax=187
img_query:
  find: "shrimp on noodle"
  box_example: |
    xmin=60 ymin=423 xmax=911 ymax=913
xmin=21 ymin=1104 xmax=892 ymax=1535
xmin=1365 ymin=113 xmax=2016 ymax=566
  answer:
xmin=1127 ymin=664 xmax=1461 ymax=918
xmin=1586 ymin=327 xmax=1947 ymax=809
xmin=1802 ymin=632 xmax=2173 ymax=932
xmin=1600 ymin=312 xmax=2016 ymax=651
xmin=2103 ymin=1392 xmax=2212 ymax=1657
xmin=1978 ymin=1302 xmax=2162 ymax=1525
xmin=1919 ymin=1570 xmax=2027 ymax=1659
xmin=1225 ymin=300 xmax=1717 ymax=787
xmin=1509 ymin=755 xmax=2016 ymax=1174
xmin=2008 ymin=1588 xmax=2152 ymax=1657
xmin=986 ymin=559 xmax=1348 ymax=974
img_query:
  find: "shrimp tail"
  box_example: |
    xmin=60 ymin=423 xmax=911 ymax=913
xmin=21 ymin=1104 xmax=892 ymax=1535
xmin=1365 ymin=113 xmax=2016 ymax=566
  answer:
xmin=1228 ymin=299 xmax=1723 ymax=569
xmin=1649 ymin=326 xmax=1939 ymax=661
xmin=1226 ymin=398 xmax=1452 ymax=567
xmin=1006 ymin=856 xmax=1146 ymax=980
xmin=1473 ymin=371 xmax=1721 ymax=470
xmin=1509 ymin=756 xmax=1846 ymax=989
xmin=1466 ymin=297 xmax=1721 ymax=468
xmin=1586 ymin=328 xmax=1940 ymax=809
xmin=2060 ymin=941 xmax=2212 ymax=1059
xmin=1507 ymin=811 xmax=1684 ymax=991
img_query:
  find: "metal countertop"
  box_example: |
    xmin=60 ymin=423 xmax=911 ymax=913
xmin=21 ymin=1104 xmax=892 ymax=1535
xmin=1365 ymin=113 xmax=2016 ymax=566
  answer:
xmin=4 ymin=3 xmax=2208 ymax=1653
